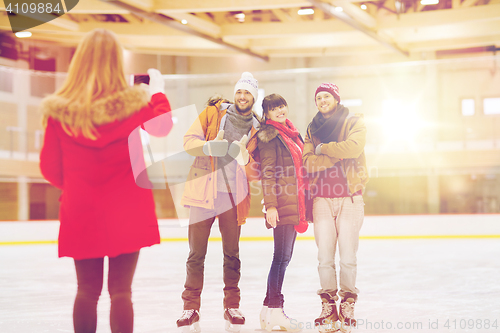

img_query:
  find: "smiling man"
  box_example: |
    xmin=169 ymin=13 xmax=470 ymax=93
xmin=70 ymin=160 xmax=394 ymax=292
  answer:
xmin=178 ymin=72 xmax=261 ymax=333
xmin=302 ymin=83 xmax=369 ymax=333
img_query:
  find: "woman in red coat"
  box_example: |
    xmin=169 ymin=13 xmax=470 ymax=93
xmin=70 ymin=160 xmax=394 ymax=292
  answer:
xmin=39 ymin=29 xmax=172 ymax=333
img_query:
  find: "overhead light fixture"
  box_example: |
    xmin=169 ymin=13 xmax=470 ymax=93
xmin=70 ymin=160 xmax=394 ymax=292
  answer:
xmin=298 ymin=8 xmax=315 ymax=15
xmin=420 ymin=0 xmax=439 ymax=4
xmin=15 ymin=31 xmax=32 ymax=38
xmin=234 ymin=13 xmax=245 ymax=23
xmin=181 ymin=19 xmax=188 ymax=24
xmin=360 ymin=4 xmax=367 ymax=10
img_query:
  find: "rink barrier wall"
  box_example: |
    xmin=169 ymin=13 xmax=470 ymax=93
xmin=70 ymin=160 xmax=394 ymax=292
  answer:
xmin=1 ymin=214 xmax=500 ymax=246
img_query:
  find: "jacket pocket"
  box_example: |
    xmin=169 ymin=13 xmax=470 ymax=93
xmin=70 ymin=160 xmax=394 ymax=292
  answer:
xmin=184 ymin=166 xmax=213 ymax=205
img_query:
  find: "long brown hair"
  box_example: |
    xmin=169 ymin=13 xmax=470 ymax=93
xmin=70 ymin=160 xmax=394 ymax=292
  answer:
xmin=53 ymin=29 xmax=128 ymax=139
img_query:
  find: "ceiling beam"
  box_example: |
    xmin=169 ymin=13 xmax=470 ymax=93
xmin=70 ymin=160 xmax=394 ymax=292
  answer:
xmin=452 ymin=0 xmax=461 ymax=9
xmin=390 ymin=20 xmax=500 ymax=43
xmin=307 ymin=0 xmax=409 ymax=56
xmin=69 ymin=0 xmax=129 ymax=14
xmin=120 ymin=0 xmax=153 ymax=10
xmin=67 ymin=0 xmax=312 ymax=14
xmin=102 ymin=0 xmax=269 ymax=61
xmin=379 ymin=4 xmax=500 ymax=29
xmin=156 ymin=11 xmax=221 ymax=37
xmin=149 ymin=0 xmax=311 ymax=13
xmin=271 ymin=9 xmax=293 ymax=22
xmin=77 ymin=21 xmax=180 ymax=35
xmin=221 ymin=20 xmax=353 ymax=39
xmin=460 ymin=0 xmax=480 ymax=7
xmin=330 ymin=0 xmax=377 ymax=29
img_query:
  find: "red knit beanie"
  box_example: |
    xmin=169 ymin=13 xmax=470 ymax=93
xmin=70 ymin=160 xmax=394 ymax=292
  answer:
xmin=315 ymin=83 xmax=340 ymax=102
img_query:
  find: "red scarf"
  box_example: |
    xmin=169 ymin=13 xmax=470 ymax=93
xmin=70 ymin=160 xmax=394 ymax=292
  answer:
xmin=266 ymin=119 xmax=309 ymax=233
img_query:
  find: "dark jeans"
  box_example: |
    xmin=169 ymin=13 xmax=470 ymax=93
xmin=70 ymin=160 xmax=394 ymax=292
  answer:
xmin=263 ymin=224 xmax=297 ymax=308
xmin=182 ymin=193 xmax=241 ymax=310
xmin=73 ymin=251 xmax=139 ymax=333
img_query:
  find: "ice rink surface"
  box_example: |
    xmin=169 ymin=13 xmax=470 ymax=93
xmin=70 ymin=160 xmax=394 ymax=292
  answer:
xmin=1 ymin=218 xmax=500 ymax=333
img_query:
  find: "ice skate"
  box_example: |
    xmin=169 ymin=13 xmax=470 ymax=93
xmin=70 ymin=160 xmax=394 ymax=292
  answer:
xmin=224 ymin=308 xmax=245 ymax=333
xmin=338 ymin=298 xmax=356 ymax=333
xmin=265 ymin=308 xmax=301 ymax=332
xmin=260 ymin=306 xmax=268 ymax=329
xmin=315 ymin=293 xmax=339 ymax=333
xmin=176 ymin=309 xmax=201 ymax=333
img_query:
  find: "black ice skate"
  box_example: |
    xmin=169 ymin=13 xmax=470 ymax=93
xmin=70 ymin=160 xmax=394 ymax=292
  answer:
xmin=176 ymin=309 xmax=201 ymax=333
xmin=224 ymin=308 xmax=245 ymax=333
xmin=338 ymin=298 xmax=356 ymax=333
xmin=315 ymin=293 xmax=340 ymax=333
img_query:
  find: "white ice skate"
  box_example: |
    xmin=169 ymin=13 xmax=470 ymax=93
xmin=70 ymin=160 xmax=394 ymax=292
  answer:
xmin=224 ymin=308 xmax=245 ymax=333
xmin=265 ymin=308 xmax=301 ymax=332
xmin=260 ymin=306 xmax=268 ymax=329
xmin=338 ymin=299 xmax=356 ymax=333
xmin=176 ymin=309 xmax=201 ymax=333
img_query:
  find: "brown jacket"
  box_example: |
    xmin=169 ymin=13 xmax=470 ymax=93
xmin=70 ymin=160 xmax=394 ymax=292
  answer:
xmin=180 ymin=100 xmax=260 ymax=225
xmin=302 ymin=113 xmax=369 ymax=195
xmin=257 ymin=123 xmax=303 ymax=228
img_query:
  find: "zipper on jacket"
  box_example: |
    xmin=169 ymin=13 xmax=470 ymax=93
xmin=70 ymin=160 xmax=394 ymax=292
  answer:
xmin=277 ymin=134 xmax=303 ymax=220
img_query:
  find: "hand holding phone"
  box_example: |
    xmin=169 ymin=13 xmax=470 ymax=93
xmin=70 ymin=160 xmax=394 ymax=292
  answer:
xmin=147 ymin=68 xmax=165 ymax=96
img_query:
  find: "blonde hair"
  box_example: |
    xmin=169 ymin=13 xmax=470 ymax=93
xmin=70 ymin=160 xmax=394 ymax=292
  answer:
xmin=55 ymin=29 xmax=128 ymax=139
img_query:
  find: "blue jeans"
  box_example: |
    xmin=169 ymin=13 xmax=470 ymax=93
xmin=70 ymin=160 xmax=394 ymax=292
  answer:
xmin=263 ymin=224 xmax=297 ymax=308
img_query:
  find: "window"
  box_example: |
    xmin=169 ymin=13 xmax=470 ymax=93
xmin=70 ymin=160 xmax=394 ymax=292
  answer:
xmin=483 ymin=98 xmax=500 ymax=115
xmin=461 ymin=99 xmax=475 ymax=116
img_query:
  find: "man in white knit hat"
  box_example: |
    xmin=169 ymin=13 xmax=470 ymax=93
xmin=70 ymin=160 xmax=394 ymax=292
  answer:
xmin=177 ymin=72 xmax=261 ymax=332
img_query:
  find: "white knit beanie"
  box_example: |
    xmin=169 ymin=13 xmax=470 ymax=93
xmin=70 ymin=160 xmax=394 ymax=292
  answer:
xmin=234 ymin=72 xmax=258 ymax=102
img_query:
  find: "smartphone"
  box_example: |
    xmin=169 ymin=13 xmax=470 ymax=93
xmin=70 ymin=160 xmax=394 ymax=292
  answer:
xmin=130 ymin=74 xmax=150 ymax=86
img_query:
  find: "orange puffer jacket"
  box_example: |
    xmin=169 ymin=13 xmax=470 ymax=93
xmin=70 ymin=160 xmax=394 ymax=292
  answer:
xmin=180 ymin=100 xmax=260 ymax=225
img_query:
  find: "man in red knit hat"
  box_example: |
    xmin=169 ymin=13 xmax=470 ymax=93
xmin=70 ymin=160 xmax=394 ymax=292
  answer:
xmin=302 ymin=83 xmax=369 ymax=333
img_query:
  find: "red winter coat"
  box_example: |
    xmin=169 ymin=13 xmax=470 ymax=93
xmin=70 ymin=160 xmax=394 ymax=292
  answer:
xmin=39 ymin=87 xmax=172 ymax=260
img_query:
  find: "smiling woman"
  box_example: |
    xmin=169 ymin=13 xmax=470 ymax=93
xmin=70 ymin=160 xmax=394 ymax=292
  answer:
xmin=261 ymin=93 xmax=289 ymax=124
xmin=257 ymin=93 xmax=309 ymax=331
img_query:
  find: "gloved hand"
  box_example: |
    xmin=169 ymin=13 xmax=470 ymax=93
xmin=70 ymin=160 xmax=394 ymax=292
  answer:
xmin=228 ymin=134 xmax=249 ymax=165
xmin=203 ymin=130 xmax=228 ymax=157
xmin=315 ymin=143 xmax=323 ymax=155
xmin=147 ymin=68 xmax=165 ymax=96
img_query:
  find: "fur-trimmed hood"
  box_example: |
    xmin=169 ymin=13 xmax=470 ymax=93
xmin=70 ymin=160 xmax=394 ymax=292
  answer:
xmin=40 ymin=86 xmax=149 ymax=127
xmin=257 ymin=122 xmax=280 ymax=143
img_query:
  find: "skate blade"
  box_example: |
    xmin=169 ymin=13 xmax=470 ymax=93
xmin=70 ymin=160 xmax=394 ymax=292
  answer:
xmin=264 ymin=324 xmax=301 ymax=332
xmin=339 ymin=324 xmax=352 ymax=333
xmin=180 ymin=321 xmax=201 ymax=333
xmin=319 ymin=328 xmax=340 ymax=333
xmin=225 ymin=320 xmax=242 ymax=333
xmin=318 ymin=323 xmax=340 ymax=333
